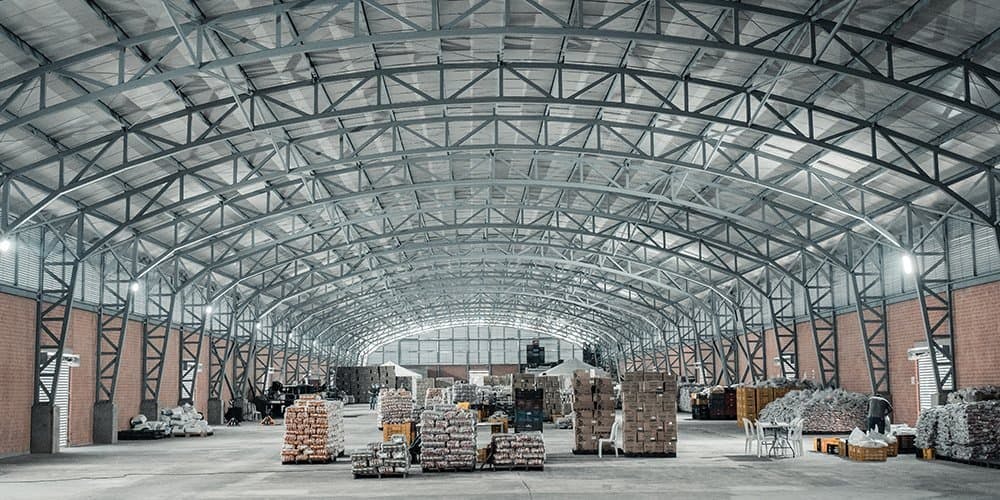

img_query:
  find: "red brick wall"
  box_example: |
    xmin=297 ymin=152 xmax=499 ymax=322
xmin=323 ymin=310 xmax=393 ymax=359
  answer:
xmin=66 ymin=309 xmax=97 ymax=446
xmin=953 ymin=281 xmax=1000 ymax=388
xmin=0 ymin=294 xmax=36 ymax=457
xmin=196 ymin=339 xmax=209 ymax=412
xmin=115 ymin=320 xmax=143 ymax=430
xmin=834 ymin=310 xmax=869 ymax=395
xmin=884 ymin=298 xmax=926 ymax=426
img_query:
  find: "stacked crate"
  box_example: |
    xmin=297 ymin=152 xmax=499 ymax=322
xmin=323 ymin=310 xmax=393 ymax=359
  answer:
xmin=538 ymin=376 xmax=563 ymax=420
xmin=620 ymin=372 xmax=677 ymax=456
xmin=451 ymin=383 xmax=477 ymax=403
xmin=379 ymin=388 xmax=413 ymax=424
xmin=514 ymin=388 xmax=544 ymax=432
xmin=736 ymin=386 xmax=758 ymax=425
xmin=513 ymin=373 xmax=536 ymax=391
xmin=572 ymin=371 xmax=615 ymax=453
xmin=335 ymin=366 xmax=396 ymax=402
xmin=281 ymin=397 xmax=345 ymax=463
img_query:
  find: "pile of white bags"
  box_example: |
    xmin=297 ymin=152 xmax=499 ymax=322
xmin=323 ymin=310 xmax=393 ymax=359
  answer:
xmin=758 ymin=388 xmax=867 ymax=433
xmin=162 ymin=404 xmax=213 ymax=436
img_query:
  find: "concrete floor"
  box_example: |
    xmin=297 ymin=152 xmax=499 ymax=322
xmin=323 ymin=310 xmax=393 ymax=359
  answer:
xmin=2 ymin=405 xmax=999 ymax=499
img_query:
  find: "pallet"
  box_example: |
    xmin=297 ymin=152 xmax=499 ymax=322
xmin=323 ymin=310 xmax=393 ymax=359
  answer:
xmin=282 ymin=456 xmax=337 ymax=465
xmin=488 ymin=464 xmax=544 ymax=471
xmin=623 ymin=452 xmax=677 ymax=458
xmin=936 ymin=455 xmax=1000 ymax=470
xmin=172 ymin=431 xmax=214 ymax=438
xmin=420 ymin=467 xmax=476 ymax=473
xmin=571 ymin=449 xmax=599 ymax=455
xmin=353 ymin=471 xmax=409 ymax=478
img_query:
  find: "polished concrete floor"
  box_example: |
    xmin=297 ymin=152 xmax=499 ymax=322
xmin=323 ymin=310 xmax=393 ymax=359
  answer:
xmin=2 ymin=405 xmax=999 ymax=499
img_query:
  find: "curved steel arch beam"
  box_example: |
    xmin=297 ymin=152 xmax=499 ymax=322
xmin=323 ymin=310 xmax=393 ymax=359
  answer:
xmin=278 ymin=265 xmax=684 ymax=339
xmin=252 ymin=249 xmax=713 ymax=337
xmin=327 ymin=296 xmax=644 ymax=357
xmin=205 ymin=211 xmax=782 ymax=309
xmin=154 ymin=176 xmax=851 ymax=290
xmin=11 ymin=83 xmax=984 ymax=238
xmin=3 ymin=2 xmax=996 ymax=135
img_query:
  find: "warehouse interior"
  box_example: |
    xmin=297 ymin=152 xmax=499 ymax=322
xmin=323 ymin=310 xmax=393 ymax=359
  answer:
xmin=1 ymin=0 xmax=1000 ymax=498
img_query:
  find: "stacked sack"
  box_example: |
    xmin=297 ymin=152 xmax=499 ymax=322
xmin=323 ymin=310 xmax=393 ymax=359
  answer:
xmin=758 ymin=388 xmax=867 ymax=433
xmin=425 ymin=387 xmax=447 ymax=407
xmin=451 ymin=383 xmax=477 ymax=403
xmin=420 ymin=408 xmax=476 ymax=471
xmin=281 ymin=397 xmax=345 ymax=463
xmin=156 ymin=404 xmax=213 ymax=436
xmin=677 ymin=383 xmax=705 ymax=412
xmin=380 ymin=388 xmax=414 ymax=424
xmin=916 ymin=387 xmax=1000 ymax=461
xmin=491 ymin=432 xmax=545 ymax=467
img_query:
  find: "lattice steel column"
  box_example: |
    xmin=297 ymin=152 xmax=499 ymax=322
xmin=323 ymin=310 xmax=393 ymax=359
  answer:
xmin=847 ymin=236 xmax=891 ymax=396
xmin=228 ymin=298 xmax=257 ymax=410
xmin=93 ymin=247 xmax=136 ymax=444
xmin=711 ymin=295 xmax=740 ymax=385
xmin=31 ymin=216 xmax=82 ymax=454
xmin=802 ymin=256 xmax=839 ymax=387
xmin=177 ymin=287 xmax=207 ymax=406
xmin=735 ymin=285 xmax=767 ymax=383
xmin=692 ymin=308 xmax=716 ymax=385
xmin=908 ymin=211 xmax=956 ymax=399
xmin=140 ymin=267 xmax=177 ymax=418
xmin=765 ymin=269 xmax=799 ymax=378
xmin=206 ymin=299 xmax=233 ymax=425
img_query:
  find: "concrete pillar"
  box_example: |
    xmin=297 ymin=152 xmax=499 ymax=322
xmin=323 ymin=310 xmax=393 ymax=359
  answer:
xmin=92 ymin=401 xmax=118 ymax=444
xmin=207 ymin=398 xmax=223 ymax=425
xmin=30 ymin=403 xmax=60 ymax=454
xmin=140 ymin=399 xmax=159 ymax=420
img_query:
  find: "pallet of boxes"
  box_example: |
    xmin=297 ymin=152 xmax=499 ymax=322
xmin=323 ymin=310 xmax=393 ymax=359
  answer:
xmin=620 ymin=372 xmax=677 ymax=457
xmin=336 ymin=365 xmax=397 ymax=403
xmin=281 ymin=396 xmax=345 ymax=464
xmin=572 ymin=370 xmax=615 ymax=454
xmin=538 ymin=376 xmax=563 ymax=422
xmin=489 ymin=433 xmax=545 ymax=470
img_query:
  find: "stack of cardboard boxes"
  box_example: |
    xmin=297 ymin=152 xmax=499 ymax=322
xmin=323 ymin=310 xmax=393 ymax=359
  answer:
xmin=620 ymin=372 xmax=677 ymax=456
xmin=572 ymin=371 xmax=615 ymax=453
xmin=537 ymin=376 xmax=563 ymax=420
xmin=335 ymin=366 xmax=396 ymax=402
xmin=513 ymin=373 xmax=536 ymax=391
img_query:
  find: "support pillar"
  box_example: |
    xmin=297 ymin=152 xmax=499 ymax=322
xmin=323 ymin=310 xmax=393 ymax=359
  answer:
xmin=92 ymin=401 xmax=118 ymax=444
xmin=30 ymin=403 xmax=60 ymax=454
xmin=208 ymin=398 xmax=223 ymax=425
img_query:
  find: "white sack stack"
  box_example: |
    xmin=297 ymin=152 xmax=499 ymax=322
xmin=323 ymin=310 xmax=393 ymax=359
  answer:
xmin=282 ymin=397 xmax=345 ymax=463
xmin=916 ymin=387 xmax=1000 ymax=462
xmin=420 ymin=408 xmax=476 ymax=471
xmin=380 ymin=388 xmax=414 ymax=424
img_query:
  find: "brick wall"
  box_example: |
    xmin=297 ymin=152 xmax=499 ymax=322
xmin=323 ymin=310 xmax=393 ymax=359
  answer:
xmin=0 ymin=294 xmax=36 ymax=457
xmin=66 ymin=309 xmax=97 ymax=446
xmin=115 ymin=320 xmax=143 ymax=430
xmin=953 ymin=281 xmax=1000 ymax=388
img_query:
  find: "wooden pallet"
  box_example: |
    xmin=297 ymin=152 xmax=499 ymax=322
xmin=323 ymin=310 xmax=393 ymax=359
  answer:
xmin=172 ymin=431 xmax=214 ymax=438
xmin=282 ymin=456 xmax=337 ymax=465
xmin=420 ymin=467 xmax=476 ymax=473
xmin=622 ymin=452 xmax=677 ymax=458
xmin=936 ymin=455 xmax=1000 ymax=469
xmin=571 ymin=449 xmax=599 ymax=455
xmin=488 ymin=464 xmax=544 ymax=471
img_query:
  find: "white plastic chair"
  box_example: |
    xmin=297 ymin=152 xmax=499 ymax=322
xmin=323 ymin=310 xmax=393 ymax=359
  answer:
xmin=755 ymin=421 xmax=776 ymax=457
xmin=789 ymin=418 xmax=804 ymax=456
xmin=742 ymin=418 xmax=759 ymax=455
xmin=598 ymin=415 xmax=623 ymax=458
